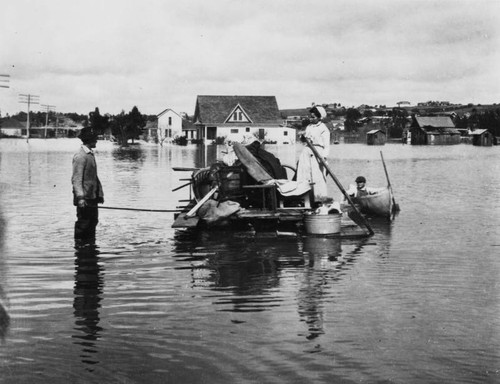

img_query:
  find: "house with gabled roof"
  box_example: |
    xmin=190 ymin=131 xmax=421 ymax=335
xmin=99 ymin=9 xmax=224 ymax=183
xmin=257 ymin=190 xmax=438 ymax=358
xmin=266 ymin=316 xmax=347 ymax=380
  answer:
xmin=157 ymin=108 xmax=183 ymax=143
xmin=193 ymin=95 xmax=295 ymax=144
xmin=0 ymin=117 xmax=25 ymax=137
xmin=409 ymin=116 xmax=461 ymax=145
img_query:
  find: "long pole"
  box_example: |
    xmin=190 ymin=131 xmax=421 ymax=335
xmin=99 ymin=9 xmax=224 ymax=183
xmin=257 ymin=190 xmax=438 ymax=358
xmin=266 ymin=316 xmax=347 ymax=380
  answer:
xmin=380 ymin=151 xmax=400 ymax=212
xmin=304 ymin=137 xmax=374 ymax=236
xmin=100 ymin=206 xmax=180 ymax=213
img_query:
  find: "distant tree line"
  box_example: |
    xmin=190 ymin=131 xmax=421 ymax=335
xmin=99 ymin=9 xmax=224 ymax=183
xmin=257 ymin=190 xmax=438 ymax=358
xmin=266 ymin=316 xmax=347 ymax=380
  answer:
xmin=5 ymin=106 xmax=157 ymax=145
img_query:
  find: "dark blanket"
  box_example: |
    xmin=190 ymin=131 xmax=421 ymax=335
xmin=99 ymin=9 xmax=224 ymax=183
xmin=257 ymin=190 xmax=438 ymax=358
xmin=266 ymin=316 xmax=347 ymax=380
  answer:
xmin=245 ymin=141 xmax=287 ymax=180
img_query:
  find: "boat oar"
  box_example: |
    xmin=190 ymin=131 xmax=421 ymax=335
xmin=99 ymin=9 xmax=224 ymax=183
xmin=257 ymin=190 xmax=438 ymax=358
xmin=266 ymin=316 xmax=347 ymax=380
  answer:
xmin=304 ymin=138 xmax=374 ymax=236
xmin=380 ymin=151 xmax=400 ymax=212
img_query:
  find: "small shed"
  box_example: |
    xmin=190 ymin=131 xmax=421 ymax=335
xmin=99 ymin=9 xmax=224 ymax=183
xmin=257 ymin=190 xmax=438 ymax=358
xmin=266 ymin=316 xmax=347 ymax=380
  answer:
xmin=470 ymin=129 xmax=493 ymax=147
xmin=410 ymin=116 xmax=461 ymax=145
xmin=366 ymin=129 xmax=386 ymax=145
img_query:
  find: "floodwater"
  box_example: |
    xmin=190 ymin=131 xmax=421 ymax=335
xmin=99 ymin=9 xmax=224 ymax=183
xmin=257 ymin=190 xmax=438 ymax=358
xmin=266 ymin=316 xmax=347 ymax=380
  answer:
xmin=0 ymin=138 xmax=499 ymax=384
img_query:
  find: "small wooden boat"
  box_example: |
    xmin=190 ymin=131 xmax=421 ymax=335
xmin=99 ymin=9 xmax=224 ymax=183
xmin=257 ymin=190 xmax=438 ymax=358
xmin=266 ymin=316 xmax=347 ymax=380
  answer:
xmin=353 ymin=186 xmax=393 ymax=219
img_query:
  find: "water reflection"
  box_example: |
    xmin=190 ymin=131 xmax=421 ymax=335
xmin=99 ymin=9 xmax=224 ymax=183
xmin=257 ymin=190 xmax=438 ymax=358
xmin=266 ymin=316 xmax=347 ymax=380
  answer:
xmin=72 ymin=244 xmax=104 ymax=369
xmin=111 ymin=145 xmax=146 ymax=162
xmin=172 ymin=229 xmax=375 ymax=333
xmin=0 ymin=207 xmax=10 ymax=341
xmin=174 ymin=230 xmax=302 ymax=306
xmin=298 ymin=237 xmax=343 ymax=340
xmin=365 ymin=217 xmax=394 ymax=259
xmin=194 ymin=144 xmax=218 ymax=168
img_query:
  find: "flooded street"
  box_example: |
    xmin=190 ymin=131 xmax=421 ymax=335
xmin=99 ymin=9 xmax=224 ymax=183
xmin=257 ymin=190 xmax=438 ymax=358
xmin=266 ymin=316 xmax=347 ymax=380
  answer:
xmin=0 ymin=139 xmax=499 ymax=383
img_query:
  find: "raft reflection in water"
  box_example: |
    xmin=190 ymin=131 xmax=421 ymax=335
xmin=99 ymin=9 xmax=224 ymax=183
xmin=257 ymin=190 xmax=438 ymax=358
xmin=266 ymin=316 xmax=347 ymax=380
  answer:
xmin=173 ymin=230 xmax=374 ymax=340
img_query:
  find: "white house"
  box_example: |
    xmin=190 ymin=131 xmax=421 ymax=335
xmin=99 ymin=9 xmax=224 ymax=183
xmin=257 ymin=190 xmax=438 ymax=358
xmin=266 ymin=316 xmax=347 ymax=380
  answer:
xmin=157 ymin=109 xmax=183 ymax=143
xmin=0 ymin=117 xmax=24 ymax=137
xmin=193 ymin=95 xmax=296 ymax=145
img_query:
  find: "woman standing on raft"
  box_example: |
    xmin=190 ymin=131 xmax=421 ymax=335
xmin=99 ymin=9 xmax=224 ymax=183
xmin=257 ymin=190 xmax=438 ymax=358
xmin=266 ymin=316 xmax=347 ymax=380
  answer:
xmin=296 ymin=105 xmax=330 ymax=201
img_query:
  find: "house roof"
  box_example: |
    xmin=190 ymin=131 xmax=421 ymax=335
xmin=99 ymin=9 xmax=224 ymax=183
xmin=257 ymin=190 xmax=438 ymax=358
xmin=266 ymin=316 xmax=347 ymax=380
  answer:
xmin=182 ymin=119 xmax=196 ymax=130
xmin=414 ymin=116 xmax=455 ymax=129
xmin=470 ymin=129 xmax=490 ymax=135
xmin=367 ymin=129 xmax=385 ymax=135
xmin=443 ymin=128 xmax=461 ymax=135
xmin=0 ymin=117 xmax=24 ymax=129
xmin=157 ymin=108 xmax=181 ymax=118
xmin=194 ymin=95 xmax=281 ymax=125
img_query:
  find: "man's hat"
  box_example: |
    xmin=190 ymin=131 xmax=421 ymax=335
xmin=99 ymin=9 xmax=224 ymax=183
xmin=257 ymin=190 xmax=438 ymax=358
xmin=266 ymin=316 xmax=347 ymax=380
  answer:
xmin=355 ymin=176 xmax=366 ymax=183
xmin=78 ymin=127 xmax=98 ymax=143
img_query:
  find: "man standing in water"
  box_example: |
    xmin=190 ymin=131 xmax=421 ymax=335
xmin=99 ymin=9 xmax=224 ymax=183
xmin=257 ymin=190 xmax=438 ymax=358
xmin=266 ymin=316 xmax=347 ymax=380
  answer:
xmin=72 ymin=127 xmax=104 ymax=244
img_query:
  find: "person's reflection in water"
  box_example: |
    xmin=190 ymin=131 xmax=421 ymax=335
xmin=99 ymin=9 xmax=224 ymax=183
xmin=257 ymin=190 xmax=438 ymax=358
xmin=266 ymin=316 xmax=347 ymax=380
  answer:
xmin=72 ymin=243 xmax=104 ymax=369
xmin=0 ymin=208 xmax=10 ymax=341
xmin=297 ymin=237 xmax=342 ymax=341
xmin=0 ymin=302 xmax=9 ymax=342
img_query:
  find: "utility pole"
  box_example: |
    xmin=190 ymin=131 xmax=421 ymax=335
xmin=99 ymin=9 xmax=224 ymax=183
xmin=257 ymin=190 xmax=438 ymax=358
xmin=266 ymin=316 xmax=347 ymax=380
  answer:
xmin=41 ymin=104 xmax=56 ymax=138
xmin=0 ymin=75 xmax=8 ymax=122
xmin=19 ymin=93 xmax=40 ymax=142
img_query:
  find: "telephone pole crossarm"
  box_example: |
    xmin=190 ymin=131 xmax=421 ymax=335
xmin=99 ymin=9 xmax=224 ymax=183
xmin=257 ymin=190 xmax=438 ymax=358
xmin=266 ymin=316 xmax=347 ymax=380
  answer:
xmin=18 ymin=93 xmax=40 ymax=142
xmin=41 ymin=104 xmax=56 ymax=137
xmin=0 ymin=74 xmax=10 ymax=88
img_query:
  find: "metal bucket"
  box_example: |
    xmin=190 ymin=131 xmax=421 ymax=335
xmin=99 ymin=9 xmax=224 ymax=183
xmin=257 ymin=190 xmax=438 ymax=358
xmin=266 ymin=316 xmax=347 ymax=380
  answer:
xmin=304 ymin=213 xmax=341 ymax=235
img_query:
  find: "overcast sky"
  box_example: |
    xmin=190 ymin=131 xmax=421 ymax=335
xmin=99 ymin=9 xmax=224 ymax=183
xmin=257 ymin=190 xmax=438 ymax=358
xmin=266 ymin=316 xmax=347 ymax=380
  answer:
xmin=1 ymin=0 xmax=499 ymax=116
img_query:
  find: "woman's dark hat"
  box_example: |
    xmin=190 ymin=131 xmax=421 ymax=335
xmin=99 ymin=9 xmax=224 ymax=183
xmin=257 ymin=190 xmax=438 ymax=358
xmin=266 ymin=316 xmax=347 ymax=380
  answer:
xmin=78 ymin=128 xmax=98 ymax=143
xmin=355 ymin=176 xmax=366 ymax=183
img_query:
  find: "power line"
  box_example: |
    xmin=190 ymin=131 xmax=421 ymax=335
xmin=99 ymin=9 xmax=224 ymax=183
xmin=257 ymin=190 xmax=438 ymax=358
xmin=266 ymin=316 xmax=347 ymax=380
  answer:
xmin=19 ymin=93 xmax=40 ymax=142
xmin=0 ymin=74 xmax=9 ymax=89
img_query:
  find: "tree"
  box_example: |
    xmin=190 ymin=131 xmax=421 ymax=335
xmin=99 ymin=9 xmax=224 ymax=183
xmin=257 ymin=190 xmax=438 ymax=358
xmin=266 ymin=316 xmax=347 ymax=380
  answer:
xmin=109 ymin=106 xmax=146 ymax=146
xmin=478 ymin=108 xmax=500 ymax=136
xmin=110 ymin=110 xmax=128 ymax=145
xmin=389 ymin=108 xmax=408 ymax=138
xmin=344 ymin=108 xmax=361 ymax=132
xmin=127 ymin=106 xmax=146 ymax=144
xmin=89 ymin=107 xmax=109 ymax=136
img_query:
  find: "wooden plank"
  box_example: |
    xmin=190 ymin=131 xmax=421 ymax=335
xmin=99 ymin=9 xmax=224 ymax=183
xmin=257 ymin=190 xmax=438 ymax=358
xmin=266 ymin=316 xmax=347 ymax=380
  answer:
xmin=172 ymin=212 xmax=200 ymax=228
xmin=185 ymin=186 xmax=218 ymax=218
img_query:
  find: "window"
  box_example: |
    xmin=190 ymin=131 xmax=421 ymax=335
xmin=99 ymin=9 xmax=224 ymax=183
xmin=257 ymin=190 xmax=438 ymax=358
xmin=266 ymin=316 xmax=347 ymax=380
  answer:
xmin=226 ymin=105 xmax=251 ymax=123
xmin=230 ymin=129 xmax=239 ymax=134
xmin=246 ymin=127 xmax=250 ymax=132
xmin=284 ymin=131 xmax=288 ymax=136
xmin=168 ymin=117 xmax=172 ymax=126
